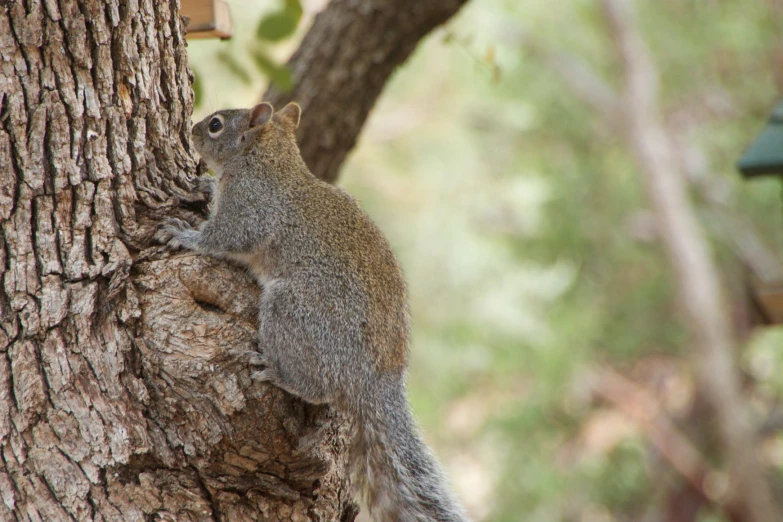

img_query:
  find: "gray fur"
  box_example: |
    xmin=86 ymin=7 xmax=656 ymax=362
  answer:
xmin=156 ymin=103 xmax=469 ymax=521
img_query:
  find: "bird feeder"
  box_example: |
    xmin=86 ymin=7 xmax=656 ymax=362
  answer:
xmin=737 ymin=99 xmax=783 ymax=325
xmin=180 ymin=0 xmax=232 ymax=40
xmin=737 ymin=101 xmax=783 ymax=178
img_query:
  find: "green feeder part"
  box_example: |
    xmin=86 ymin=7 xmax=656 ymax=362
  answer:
xmin=737 ymin=101 xmax=783 ymax=177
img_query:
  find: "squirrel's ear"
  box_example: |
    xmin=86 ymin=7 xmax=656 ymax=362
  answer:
xmin=250 ymin=103 xmax=274 ymax=128
xmin=276 ymin=102 xmax=301 ymax=131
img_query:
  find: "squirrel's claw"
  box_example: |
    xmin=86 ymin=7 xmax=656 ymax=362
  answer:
xmin=251 ymin=368 xmax=278 ymax=384
xmin=154 ymin=218 xmax=197 ymax=250
xmin=245 ymin=350 xmax=269 ymax=367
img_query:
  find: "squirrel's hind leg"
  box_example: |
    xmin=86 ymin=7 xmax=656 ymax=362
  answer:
xmin=247 ymin=337 xmax=334 ymax=405
xmin=249 ymin=282 xmax=347 ymax=405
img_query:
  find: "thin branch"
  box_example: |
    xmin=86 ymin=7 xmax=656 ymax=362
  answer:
xmin=516 ymin=30 xmax=622 ymax=121
xmin=673 ymin=138 xmax=783 ymax=284
xmin=526 ymin=36 xmax=783 ymax=284
xmin=598 ymin=1 xmax=779 ymax=521
xmin=589 ymin=367 xmax=716 ymax=502
xmin=543 ymin=51 xmax=622 ymax=121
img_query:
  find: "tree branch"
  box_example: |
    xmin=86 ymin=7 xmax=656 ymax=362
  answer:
xmin=517 ymin=33 xmax=622 ymax=122
xmin=264 ymin=0 xmax=470 ymax=183
xmin=524 ymin=39 xmax=783 ymax=285
xmin=588 ymin=367 xmax=716 ymax=505
xmin=598 ymin=1 xmax=779 ymax=520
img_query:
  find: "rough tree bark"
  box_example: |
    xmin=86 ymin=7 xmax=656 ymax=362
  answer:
xmin=0 ymin=0 xmax=467 ymax=520
xmin=265 ymin=0 xmax=470 ymax=183
xmin=0 ymin=1 xmax=353 ymax=520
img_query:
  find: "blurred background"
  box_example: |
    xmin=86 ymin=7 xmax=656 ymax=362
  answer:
xmin=187 ymin=1 xmax=783 ymax=520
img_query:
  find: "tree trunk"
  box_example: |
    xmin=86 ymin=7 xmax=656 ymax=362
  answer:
xmin=265 ymin=0 xmax=470 ymax=183
xmin=1 ymin=0 xmax=471 ymax=519
xmin=0 ymin=1 xmax=354 ymax=520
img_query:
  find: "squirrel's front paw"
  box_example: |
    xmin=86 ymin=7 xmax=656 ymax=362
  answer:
xmin=195 ymin=175 xmax=216 ymax=197
xmin=154 ymin=218 xmax=199 ymax=250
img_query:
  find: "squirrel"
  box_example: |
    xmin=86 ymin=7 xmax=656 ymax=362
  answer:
xmin=156 ymin=102 xmax=469 ymax=522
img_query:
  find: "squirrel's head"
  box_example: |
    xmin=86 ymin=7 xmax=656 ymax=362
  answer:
xmin=191 ymin=102 xmax=302 ymax=172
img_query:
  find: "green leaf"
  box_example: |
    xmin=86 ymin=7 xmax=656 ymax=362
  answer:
xmin=256 ymin=12 xmax=297 ymax=41
xmin=256 ymin=0 xmax=302 ymax=41
xmin=216 ymin=50 xmax=252 ymax=85
xmin=284 ymin=0 xmax=302 ymax=19
xmin=250 ymin=49 xmax=293 ymax=92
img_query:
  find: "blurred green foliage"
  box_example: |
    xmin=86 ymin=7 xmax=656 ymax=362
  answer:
xmin=343 ymin=1 xmax=783 ymax=520
xmin=191 ymin=0 xmax=301 ymax=108
xmin=256 ymin=0 xmax=302 ymax=41
xmin=189 ymin=0 xmax=783 ymax=520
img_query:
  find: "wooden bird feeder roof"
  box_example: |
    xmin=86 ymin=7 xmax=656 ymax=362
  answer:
xmin=181 ymin=0 xmax=232 ymax=40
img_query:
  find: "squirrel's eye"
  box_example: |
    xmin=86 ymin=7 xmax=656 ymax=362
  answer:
xmin=208 ymin=117 xmax=223 ymax=134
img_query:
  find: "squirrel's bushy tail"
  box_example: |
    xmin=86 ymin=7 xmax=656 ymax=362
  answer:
xmin=350 ymin=378 xmax=469 ymax=522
